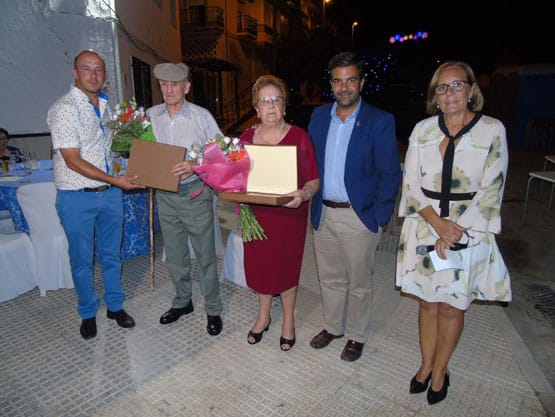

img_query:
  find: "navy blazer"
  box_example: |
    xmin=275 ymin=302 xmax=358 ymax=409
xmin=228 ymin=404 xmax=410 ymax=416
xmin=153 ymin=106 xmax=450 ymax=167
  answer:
xmin=308 ymin=100 xmax=401 ymax=233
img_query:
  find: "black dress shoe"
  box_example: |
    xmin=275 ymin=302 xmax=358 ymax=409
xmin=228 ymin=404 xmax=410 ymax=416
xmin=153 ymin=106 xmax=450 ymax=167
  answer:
xmin=207 ymin=315 xmax=222 ymax=336
xmin=80 ymin=317 xmax=97 ymax=340
xmin=159 ymin=301 xmax=194 ymax=325
xmin=427 ymin=373 xmax=450 ymax=405
xmin=340 ymin=340 xmax=364 ymax=362
xmin=410 ymin=372 xmax=431 ymax=394
xmin=107 ymin=309 xmax=135 ymax=328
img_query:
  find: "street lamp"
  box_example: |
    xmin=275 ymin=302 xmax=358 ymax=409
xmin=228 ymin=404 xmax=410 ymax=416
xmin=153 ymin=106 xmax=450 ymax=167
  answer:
xmin=322 ymin=0 xmax=330 ymax=25
xmin=351 ymin=21 xmax=358 ymax=48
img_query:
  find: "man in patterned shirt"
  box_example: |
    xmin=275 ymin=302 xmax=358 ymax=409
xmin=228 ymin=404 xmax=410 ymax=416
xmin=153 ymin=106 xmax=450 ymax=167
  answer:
xmin=147 ymin=62 xmax=223 ymax=336
xmin=47 ymin=50 xmax=144 ymax=340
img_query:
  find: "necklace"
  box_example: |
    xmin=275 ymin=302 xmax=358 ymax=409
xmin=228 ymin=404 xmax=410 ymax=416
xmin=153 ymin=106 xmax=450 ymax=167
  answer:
xmin=257 ymin=123 xmax=288 ymax=145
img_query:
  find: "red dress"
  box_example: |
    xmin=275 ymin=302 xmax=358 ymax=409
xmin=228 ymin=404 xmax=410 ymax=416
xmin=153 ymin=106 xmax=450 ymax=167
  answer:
xmin=241 ymin=125 xmax=319 ymax=294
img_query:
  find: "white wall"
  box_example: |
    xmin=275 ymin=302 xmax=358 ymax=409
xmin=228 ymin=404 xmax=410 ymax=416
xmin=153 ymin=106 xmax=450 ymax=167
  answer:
xmin=0 ymin=0 xmax=117 ymax=137
xmin=0 ymin=0 xmax=182 ymax=158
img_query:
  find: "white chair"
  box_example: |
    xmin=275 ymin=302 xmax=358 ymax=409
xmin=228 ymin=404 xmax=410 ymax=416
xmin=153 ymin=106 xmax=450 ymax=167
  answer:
xmin=16 ymin=182 xmax=74 ymax=295
xmin=522 ymin=170 xmax=555 ymax=224
xmin=0 ymin=232 xmax=38 ymax=302
xmin=0 ymin=209 xmax=15 ymax=233
xmin=539 ymin=155 xmax=555 ymax=198
xmin=220 ymin=229 xmax=247 ymax=288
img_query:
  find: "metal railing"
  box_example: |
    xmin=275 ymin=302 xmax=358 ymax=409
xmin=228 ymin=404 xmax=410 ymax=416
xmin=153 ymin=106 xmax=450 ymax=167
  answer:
xmin=236 ymin=13 xmax=257 ymax=39
xmin=221 ymin=83 xmax=255 ymax=134
xmin=181 ymin=6 xmax=224 ymax=30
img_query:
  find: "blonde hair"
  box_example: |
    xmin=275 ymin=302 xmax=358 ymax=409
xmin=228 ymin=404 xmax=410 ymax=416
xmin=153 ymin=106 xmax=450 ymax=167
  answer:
xmin=251 ymin=75 xmax=289 ymax=107
xmin=426 ymin=61 xmax=484 ymax=115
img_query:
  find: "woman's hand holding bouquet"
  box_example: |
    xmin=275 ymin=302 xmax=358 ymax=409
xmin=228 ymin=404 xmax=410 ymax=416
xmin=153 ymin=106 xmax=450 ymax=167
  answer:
xmin=192 ymin=135 xmax=266 ymax=242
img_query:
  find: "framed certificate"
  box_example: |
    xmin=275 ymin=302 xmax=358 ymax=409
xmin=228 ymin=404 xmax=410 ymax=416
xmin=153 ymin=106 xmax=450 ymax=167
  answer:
xmin=220 ymin=144 xmax=297 ymax=206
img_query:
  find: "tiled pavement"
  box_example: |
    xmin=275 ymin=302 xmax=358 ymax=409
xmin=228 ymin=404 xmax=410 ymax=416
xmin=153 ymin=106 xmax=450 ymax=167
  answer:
xmin=1 ymin=150 xmax=554 ymax=416
xmin=0 ymin=210 xmax=551 ymax=416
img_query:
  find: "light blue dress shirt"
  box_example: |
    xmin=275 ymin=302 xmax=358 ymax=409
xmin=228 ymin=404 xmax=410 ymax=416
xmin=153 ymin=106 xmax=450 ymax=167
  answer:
xmin=322 ymin=100 xmax=361 ymax=201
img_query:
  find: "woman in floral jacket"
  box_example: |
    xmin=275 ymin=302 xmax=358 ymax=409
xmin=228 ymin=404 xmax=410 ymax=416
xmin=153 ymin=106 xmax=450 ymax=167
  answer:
xmin=396 ymin=61 xmax=511 ymax=405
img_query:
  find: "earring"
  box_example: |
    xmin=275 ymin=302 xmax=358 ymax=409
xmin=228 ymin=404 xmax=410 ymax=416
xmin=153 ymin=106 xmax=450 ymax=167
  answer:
xmin=436 ymin=103 xmax=440 ymax=109
xmin=283 ymin=111 xmax=286 ymax=116
xmin=467 ymin=97 xmax=472 ymax=103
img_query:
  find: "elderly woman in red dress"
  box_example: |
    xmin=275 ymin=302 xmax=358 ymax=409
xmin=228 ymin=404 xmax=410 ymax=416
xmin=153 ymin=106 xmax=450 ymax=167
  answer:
xmin=241 ymin=75 xmax=319 ymax=351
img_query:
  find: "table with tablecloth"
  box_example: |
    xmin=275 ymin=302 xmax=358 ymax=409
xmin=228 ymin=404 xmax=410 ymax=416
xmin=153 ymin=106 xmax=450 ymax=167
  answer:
xmin=0 ymin=160 xmax=158 ymax=260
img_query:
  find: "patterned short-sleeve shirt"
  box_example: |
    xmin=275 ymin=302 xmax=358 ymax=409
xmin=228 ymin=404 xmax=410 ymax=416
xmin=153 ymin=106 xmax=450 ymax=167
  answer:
xmin=47 ymin=86 xmax=112 ymax=190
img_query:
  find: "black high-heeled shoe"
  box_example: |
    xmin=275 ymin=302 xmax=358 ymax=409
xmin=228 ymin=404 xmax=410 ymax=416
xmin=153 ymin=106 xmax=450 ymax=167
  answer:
xmin=427 ymin=373 xmax=450 ymax=405
xmin=247 ymin=318 xmax=271 ymax=345
xmin=279 ymin=332 xmax=296 ymax=351
xmin=409 ymin=372 xmax=431 ymax=394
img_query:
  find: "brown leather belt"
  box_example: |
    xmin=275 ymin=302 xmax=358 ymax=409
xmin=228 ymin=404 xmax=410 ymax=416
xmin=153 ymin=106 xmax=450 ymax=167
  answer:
xmin=323 ymin=200 xmax=351 ymax=208
xmin=82 ymin=185 xmax=111 ymax=192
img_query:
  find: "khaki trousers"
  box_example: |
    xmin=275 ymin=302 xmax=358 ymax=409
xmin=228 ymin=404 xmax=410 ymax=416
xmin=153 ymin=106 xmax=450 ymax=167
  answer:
xmin=157 ymin=180 xmax=222 ymax=315
xmin=313 ymin=206 xmax=381 ymax=343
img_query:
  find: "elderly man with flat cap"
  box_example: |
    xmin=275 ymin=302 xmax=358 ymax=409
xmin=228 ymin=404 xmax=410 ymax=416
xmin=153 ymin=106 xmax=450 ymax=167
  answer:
xmin=147 ymin=62 xmax=224 ymax=336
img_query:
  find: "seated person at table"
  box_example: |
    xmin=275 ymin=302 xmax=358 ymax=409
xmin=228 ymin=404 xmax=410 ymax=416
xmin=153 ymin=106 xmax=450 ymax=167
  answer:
xmin=0 ymin=128 xmax=24 ymax=163
xmin=47 ymin=50 xmax=144 ymax=340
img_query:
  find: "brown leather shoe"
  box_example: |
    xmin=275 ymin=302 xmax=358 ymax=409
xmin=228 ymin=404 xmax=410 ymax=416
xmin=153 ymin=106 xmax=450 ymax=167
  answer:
xmin=340 ymin=339 xmax=364 ymax=362
xmin=309 ymin=329 xmax=344 ymax=349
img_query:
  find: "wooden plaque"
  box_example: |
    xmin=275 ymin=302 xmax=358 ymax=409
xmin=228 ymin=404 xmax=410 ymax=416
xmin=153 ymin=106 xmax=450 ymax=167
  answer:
xmin=219 ymin=191 xmax=293 ymax=206
xmin=126 ymin=140 xmax=186 ymax=192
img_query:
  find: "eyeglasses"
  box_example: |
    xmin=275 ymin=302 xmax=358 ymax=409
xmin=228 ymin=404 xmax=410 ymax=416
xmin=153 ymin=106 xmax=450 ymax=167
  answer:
xmin=330 ymin=77 xmax=360 ymax=86
xmin=434 ymin=80 xmax=470 ymax=95
xmin=257 ymin=96 xmax=284 ymax=106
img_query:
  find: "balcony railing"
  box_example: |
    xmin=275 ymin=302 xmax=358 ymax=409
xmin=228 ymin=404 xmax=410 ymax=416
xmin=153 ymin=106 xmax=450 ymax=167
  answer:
xmin=256 ymin=24 xmax=275 ymax=46
xmin=181 ymin=6 xmax=224 ymax=36
xmin=236 ymin=14 xmax=257 ymax=40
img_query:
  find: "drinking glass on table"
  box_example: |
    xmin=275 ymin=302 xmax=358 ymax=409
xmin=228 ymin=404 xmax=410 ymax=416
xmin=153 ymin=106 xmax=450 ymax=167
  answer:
xmin=4 ymin=156 xmax=19 ymax=173
xmin=29 ymin=152 xmax=40 ymax=170
xmin=111 ymin=152 xmax=128 ymax=176
xmin=112 ymin=155 xmax=122 ymax=176
xmin=22 ymin=153 xmax=31 ymax=170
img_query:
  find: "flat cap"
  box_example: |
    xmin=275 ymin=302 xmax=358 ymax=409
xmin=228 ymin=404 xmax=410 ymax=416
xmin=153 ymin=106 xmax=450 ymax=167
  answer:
xmin=153 ymin=63 xmax=189 ymax=82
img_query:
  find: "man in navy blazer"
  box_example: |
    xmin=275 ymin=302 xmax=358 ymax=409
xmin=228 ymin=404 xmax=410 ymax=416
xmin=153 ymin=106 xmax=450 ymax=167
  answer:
xmin=308 ymin=52 xmax=401 ymax=362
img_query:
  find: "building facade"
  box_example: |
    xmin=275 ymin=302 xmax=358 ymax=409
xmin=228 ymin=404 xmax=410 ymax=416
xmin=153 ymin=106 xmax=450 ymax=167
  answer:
xmin=180 ymin=0 xmax=319 ymax=132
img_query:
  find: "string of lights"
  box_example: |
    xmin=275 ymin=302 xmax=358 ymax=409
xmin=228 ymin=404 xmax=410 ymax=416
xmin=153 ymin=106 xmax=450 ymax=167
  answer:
xmin=388 ymin=31 xmax=429 ymax=44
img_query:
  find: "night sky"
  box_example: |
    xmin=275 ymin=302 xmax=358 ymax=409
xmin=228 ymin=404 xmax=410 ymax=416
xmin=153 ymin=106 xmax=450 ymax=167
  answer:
xmin=325 ymin=0 xmax=552 ymax=74
xmin=314 ymin=0 xmax=552 ymax=141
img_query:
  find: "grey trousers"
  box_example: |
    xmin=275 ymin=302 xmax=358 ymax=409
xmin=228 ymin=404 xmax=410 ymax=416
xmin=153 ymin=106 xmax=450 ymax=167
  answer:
xmin=156 ymin=180 xmax=222 ymax=315
xmin=313 ymin=206 xmax=381 ymax=343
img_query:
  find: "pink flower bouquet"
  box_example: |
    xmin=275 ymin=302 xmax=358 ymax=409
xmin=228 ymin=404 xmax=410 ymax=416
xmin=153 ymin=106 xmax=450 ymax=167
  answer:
xmin=192 ymin=135 xmax=266 ymax=241
xmin=192 ymin=140 xmax=250 ymax=192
